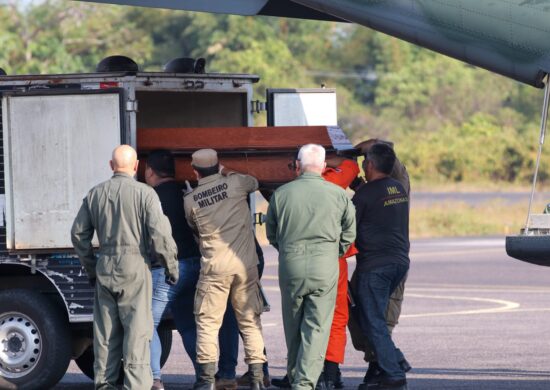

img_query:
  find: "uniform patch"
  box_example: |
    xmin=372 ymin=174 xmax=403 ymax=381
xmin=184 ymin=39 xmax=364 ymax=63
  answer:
xmin=194 ymin=183 xmax=229 ymax=208
xmin=383 ymin=196 xmax=408 ymax=207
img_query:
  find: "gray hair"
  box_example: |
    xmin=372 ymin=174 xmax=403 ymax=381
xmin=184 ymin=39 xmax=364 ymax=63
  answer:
xmin=298 ymin=144 xmax=326 ymax=171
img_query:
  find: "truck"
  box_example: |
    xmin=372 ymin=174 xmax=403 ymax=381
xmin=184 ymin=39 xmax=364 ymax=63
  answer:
xmin=0 ymin=55 xmax=353 ymax=389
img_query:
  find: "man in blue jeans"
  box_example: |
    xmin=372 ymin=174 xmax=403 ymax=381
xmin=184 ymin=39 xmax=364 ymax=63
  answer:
xmin=146 ymin=150 xmax=242 ymax=390
xmin=352 ymin=143 xmax=410 ymax=390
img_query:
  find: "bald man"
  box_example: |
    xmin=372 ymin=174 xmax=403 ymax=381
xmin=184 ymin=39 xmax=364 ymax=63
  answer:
xmin=71 ymin=145 xmax=179 ymax=390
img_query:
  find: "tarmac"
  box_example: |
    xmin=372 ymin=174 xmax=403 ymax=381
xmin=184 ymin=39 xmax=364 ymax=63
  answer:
xmin=56 ymin=238 xmax=550 ymax=389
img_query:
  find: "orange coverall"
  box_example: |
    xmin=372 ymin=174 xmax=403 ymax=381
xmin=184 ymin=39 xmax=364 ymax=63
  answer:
xmin=322 ymin=159 xmax=360 ymax=363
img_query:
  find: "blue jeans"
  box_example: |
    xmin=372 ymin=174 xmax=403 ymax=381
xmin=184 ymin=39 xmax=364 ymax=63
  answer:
xmin=356 ymin=263 xmax=409 ymax=381
xmin=151 ymin=258 xmax=201 ymax=380
xmin=151 ymin=258 xmax=241 ymax=380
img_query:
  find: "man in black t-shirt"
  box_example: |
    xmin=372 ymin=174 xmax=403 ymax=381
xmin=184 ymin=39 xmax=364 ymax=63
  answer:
xmin=145 ymin=150 xmax=202 ymax=390
xmin=352 ymin=143 xmax=410 ymax=390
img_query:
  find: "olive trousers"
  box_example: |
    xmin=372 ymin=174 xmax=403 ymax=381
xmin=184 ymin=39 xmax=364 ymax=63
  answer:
xmin=279 ymin=250 xmax=338 ymax=390
xmin=93 ymin=255 xmax=153 ymax=390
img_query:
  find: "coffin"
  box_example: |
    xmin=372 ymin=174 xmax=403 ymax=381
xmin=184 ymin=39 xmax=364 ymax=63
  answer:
xmin=137 ymin=126 xmax=354 ymax=188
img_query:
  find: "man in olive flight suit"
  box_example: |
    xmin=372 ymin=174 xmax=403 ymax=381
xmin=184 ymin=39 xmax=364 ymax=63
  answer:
xmin=71 ymin=145 xmax=179 ymax=390
xmin=266 ymin=144 xmax=356 ymax=390
xmin=184 ymin=148 xmax=266 ymax=390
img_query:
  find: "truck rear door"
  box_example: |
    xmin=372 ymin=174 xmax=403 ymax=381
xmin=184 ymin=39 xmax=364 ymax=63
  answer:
xmin=1 ymin=91 xmax=123 ymax=251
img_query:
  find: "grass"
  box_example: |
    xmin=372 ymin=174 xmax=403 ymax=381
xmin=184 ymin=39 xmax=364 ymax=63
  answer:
xmin=410 ymin=200 xmax=539 ymax=238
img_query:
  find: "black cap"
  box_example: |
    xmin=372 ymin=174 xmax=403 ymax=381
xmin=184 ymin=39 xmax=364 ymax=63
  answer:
xmin=147 ymin=149 xmax=175 ymax=178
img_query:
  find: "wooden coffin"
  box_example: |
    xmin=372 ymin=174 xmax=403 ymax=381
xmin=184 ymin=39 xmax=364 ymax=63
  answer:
xmin=137 ymin=126 xmax=352 ymax=187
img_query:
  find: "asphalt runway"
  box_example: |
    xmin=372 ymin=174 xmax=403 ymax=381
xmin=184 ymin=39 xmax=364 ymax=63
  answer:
xmin=55 ymin=237 xmax=550 ymax=389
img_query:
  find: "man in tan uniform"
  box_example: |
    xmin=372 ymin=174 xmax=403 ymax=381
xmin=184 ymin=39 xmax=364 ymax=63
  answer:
xmin=71 ymin=145 xmax=178 ymax=390
xmin=184 ymin=149 xmax=266 ymax=390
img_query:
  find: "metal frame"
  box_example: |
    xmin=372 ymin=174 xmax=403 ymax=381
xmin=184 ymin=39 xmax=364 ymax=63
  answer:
xmin=525 ymin=74 xmax=550 ymax=233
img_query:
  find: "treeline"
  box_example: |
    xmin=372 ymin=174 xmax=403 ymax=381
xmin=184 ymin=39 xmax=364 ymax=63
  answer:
xmin=1 ymin=0 xmax=547 ymax=185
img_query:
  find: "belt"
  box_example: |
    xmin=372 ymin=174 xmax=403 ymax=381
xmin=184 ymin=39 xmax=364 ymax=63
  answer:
xmin=99 ymin=246 xmax=147 ymax=256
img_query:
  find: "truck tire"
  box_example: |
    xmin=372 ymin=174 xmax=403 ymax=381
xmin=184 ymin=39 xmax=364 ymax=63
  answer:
xmin=75 ymin=323 xmax=173 ymax=381
xmin=0 ymin=289 xmax=71 ymax=390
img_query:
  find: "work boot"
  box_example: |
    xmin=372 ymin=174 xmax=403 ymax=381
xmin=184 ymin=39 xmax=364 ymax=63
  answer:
xmin=315 ymin=372 xmax=327 ymax=390
xmin=323 ymin=360 xmax=339 ymax=390
xmin=399 ymin=358 xmax=412 ymax=373
xmin=249 ymin=363 xmax=265 ymax=390
xmin=237 ymin=371 xmax=271 ymax=388
xmin=333 ymin=366 xmax=344 ymax=389
xmin=363 ymin=362 xmax=382 ymax=386
xmin=271 ymin=375 xmax=290 ymax=389
xmin=371 ymin=377 xmax=407 ymax=389
xmin=151 ymin=378 xmax=165 ymax=390
xmin=194 ymin=362 xmax=217 ymax=390
xmin=216 ymin=378 xmax=238 ymax=390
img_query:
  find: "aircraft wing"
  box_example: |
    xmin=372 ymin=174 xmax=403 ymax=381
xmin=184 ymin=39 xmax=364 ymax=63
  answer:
xmin=75 ymin=0 xmax=345 ymax=21
xmin=76 ymin=0 xmax=550 ymax=88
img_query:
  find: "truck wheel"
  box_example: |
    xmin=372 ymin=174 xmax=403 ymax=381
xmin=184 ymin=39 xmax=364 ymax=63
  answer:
xmin=76 ymin=324 xmax=173 ymax=381
xmin=0 ymin=289 xmax=71 ymax=390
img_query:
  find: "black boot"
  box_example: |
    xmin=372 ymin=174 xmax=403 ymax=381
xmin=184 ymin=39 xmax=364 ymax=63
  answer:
xmin=249 ymin=363 xmax=265 ymax=390
xmin=194 ymin=362 xmax=216 ymax=390
xmin=323 ymin=360 xmax=339 ymax=390
xmin=399 ymin=358 xmax=412 ymax=373
xmin=315 ymin=372 xmax=327 ymax=390
xmin=363 ymin=362 xmax=382 ymax=386
xmin=333 ymin=365 xmax=343 ymax=389
xmin=271 ymin=375 xmax=290 ymax=389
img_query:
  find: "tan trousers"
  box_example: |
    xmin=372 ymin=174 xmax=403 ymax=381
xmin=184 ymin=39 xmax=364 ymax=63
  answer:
xmin=348 ymin=270 xmax=408 ymax=362
xmin=195 ymin=266 xmax=266 ymax=365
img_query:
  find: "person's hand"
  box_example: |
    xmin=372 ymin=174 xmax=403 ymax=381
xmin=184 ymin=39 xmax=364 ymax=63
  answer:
xmin=349 ymin=176 xmax=365 ymax=191
xmin=183 ymin=180 xmax=193 ymax=194
xmin=355 ymin=139 xmax=394 ymax=154
xmin=165 ymin=275 xmax=178 ymax=286
xmin=355 ymin=139 xmax=378 ymax=154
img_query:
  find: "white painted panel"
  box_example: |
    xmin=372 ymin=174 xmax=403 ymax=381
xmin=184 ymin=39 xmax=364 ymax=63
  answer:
xmin=271 ymin=90 xmax=337 ymax=126
xmin=528 ymin=214 xmax=550 ymax=229
xmin=3 ymin=94 xmax=121 ymax=250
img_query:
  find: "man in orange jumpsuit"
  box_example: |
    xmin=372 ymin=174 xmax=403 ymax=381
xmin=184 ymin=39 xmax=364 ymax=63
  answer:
xmin=321 ymin=157 xmax=360 ymax=390
xmin=272 ymin=155 xmax=361 ymax=390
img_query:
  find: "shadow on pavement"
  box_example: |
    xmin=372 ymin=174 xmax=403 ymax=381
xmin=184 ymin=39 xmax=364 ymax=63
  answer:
xmin=406 ymin=378 xmax=550 ymax=390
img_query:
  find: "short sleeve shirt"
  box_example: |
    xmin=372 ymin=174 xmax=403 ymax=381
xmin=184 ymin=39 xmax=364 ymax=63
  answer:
xmin=352 ymin=177 xmax=410 ymax=271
